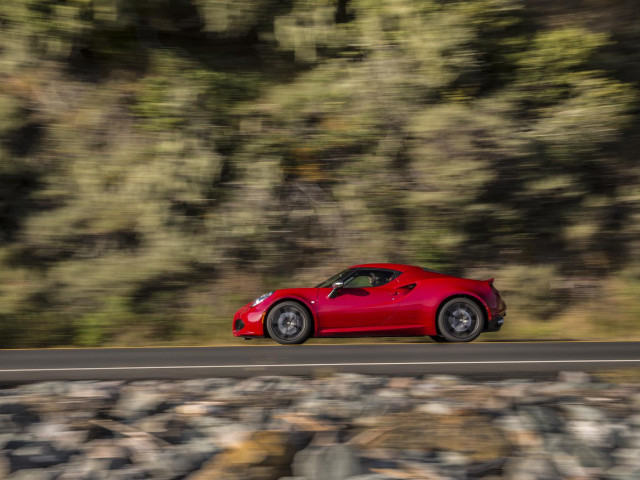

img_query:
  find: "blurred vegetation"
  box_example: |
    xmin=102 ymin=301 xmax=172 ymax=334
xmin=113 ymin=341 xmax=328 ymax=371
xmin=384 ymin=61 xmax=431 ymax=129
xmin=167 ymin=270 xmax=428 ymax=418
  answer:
xmin=1 ymin=0 xmax=640 ymax=347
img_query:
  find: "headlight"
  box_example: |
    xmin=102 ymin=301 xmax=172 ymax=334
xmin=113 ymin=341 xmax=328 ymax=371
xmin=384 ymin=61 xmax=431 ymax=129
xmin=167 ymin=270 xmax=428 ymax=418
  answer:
xmin=252 ymin=292 xmax=273 ymax=307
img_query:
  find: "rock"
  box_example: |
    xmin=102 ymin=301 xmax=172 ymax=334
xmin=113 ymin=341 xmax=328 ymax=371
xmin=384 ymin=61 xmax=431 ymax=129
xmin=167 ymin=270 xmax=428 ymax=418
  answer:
xmin=516 ymin=405 xmax=564 ymax=433
xmin=424 ymin=375 xmax=461 ymax=386
xmin=617 ymin=431 xmax=640 ymax=449
xmin=565 ymin=439 xmax=611 ymax=471
xmin=503 ymin=455 xmax=558 ymax=480
xmin=566 ymin=420 xmax=614 ymax=448
xmin=110 ymin=387 xmax=168 ymax=421
xmin=116 ymin=436 xmax=162 ymax=467
xmin=466 ymin=458 xmax=507 ymax=478
xmin=437 ymin=451 xmax=469 ymax=466
xmin=611 ymin=448 xmax=640 ymax=466
xmin=415 ymin=402 xmax=454 ymax=416
xmin=187 ymin=416 xmax=235 ymax=442
xmin=550 ymin=452 xmax=589 ymax=479
xmin=365 ymin=394 xmax=410 ymax=415
xmin=187 ymin=378 xmax=234 ymax=391
xmin=387 ymin=378 xmax=413 ymax=390
xmin=605 ymin=464 xmax=640 ymax=480
xmin=496 ymin=414 xmax=543 ymax=450
xmin=364 ymin=412 xmax=511 ymax=462
xmin=0 ymin=373 xmax=639 ymax=480
xmin=296 ymin=400 xmax=363 ymax=422
xmin=275 ymin=413 xmax=338 ymax=432
xmin=292 ymin=444 xmax=364 ymax=480
xmin=627 ymin=414 xmax=640 ymax=428
xmin=27 ymin=422 xmax=66 ymax=438
xmin=188 ymin=430 xmax=301 ymax=480
xmin=26 ymin=422 xmax=87 ymax=451
xmin=561 ymin=403 xmax=608 ymax=422
xmin=557 ymin=371 xmax=590 ymax=384
xmin=345 ymin=475 xmax=396 ymax=480
xmin=175 ymin=402 xmax=226 ymax=417
xmin=50 ymin=431 xmax=88 ymax=452
xmin=8 ymin=443 xmax=70 ymax=470
xmin=7 ymin=468 xmax=62 ymax=480
xmin=0 ymin=401 xmax=39 ymax=428
xmin=0 ymin=414 xmax=19 ymax=434
xmin=409 ymin=381 xmax=440 ymax=399
xmin=239 ymin=406 xmax=271 ymax=426
xmin=147 ymin=446 xmax=205 ymax=478
xmin=134 ymin=413 xmax=192 ymax=444
xmin=100 ymin=466 xmax=149 ymax=479
xmin=359 ymin=450 xmax=398 ymax=472
xmin=22 ymin=382 xmax=69 ymax=396
xmin=3 ymin=436 xmax=36 ymax=451
xmin=0 ymin=454 xmax=9 ymax=478
xmin=367 ymin=461 xmax=447 ymax=480
xmin=84 ymin=441 xmax=131 ymax=470
xmin=67 ymin=382 xmax=117 ymax=400
xmin=210 ymin=423 xmax=254 ymax=448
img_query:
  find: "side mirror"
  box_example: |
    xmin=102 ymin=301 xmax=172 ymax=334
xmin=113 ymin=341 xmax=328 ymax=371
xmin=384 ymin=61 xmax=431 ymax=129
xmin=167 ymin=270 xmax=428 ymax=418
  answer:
xmin=328 ymin=281 xmax=344 ymax=299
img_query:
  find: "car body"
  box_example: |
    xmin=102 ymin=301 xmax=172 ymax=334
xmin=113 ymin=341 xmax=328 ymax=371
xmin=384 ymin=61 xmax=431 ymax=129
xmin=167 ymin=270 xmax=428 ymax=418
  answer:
xmin=232 ymin=263 xmax=506 ymax=344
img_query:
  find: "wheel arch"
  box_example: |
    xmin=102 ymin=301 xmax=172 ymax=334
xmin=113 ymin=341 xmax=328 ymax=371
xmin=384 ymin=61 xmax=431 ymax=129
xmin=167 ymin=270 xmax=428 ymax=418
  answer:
xmin=262 ymin=298 xmax=316 ymax=339
xmin=434 ymin=293 xmax=490 ymax=335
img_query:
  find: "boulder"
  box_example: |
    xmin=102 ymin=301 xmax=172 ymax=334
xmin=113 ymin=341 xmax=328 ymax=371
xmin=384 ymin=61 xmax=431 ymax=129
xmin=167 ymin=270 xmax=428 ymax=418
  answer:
xmin=8 ymin=443 xmax=70 ymax=471
xmin=188 ymin=430 xmax=301 ymax=480
xmin=292 ymin=444 xmax=364 ymax=480
xmin=362 ymin=412 xmax=511 ymax=462
xmin=8 ymin=468 xmax=62 ymax=480
xmin=110 ymin=388 xmax=168 ymax=421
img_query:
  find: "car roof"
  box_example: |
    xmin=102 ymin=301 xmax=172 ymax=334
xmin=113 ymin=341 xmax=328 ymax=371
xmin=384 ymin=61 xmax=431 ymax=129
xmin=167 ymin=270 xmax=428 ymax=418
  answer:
xmin=349 ymin=263 xmax=423 ymax=272
xmin=348 ymin=263 xmax=454 ymax=280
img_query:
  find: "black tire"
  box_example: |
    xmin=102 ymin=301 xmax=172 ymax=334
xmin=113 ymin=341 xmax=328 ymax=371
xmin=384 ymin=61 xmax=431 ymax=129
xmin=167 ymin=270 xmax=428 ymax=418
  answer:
xmin=436 ymin=297 xmax=484 ymax=343
xmin=428 ymin=335 xmax=448 ymax=343
xmin=266 ymin=301 xmax=312 ymax=345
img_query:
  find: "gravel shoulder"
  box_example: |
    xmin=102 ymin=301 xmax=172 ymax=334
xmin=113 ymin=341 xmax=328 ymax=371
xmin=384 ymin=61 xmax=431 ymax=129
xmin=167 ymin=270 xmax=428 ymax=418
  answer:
xmin=1 ymin=372 xmax=640 ymax=479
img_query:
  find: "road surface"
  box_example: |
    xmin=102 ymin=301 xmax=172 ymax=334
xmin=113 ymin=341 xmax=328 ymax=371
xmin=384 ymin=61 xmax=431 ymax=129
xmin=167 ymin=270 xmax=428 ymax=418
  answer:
xmin=1 ymin=342 xmax=639 ymax=382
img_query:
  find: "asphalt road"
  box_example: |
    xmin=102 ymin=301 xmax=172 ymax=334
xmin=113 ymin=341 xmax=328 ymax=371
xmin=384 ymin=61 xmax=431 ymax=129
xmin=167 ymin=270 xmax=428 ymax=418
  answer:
xmin=1 ymin=342 xmax=639 ymax=382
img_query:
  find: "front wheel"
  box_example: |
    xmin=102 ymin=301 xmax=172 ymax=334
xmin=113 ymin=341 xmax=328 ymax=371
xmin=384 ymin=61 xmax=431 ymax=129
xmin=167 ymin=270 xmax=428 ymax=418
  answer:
xmin=436 ymin=297 xmax=484 ymax=342
xmin=428 ymin=335 xmax=448 ymax=343
xmin=266 ymin=301 xmax=312 ymax=345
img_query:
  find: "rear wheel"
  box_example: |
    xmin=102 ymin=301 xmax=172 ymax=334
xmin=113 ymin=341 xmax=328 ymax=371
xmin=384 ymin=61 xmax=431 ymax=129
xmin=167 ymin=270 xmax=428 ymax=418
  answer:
xmin=436 ymin=297 xmax=484 ymax=342
xmin=266 ymin=301 xmax=312 ymax=345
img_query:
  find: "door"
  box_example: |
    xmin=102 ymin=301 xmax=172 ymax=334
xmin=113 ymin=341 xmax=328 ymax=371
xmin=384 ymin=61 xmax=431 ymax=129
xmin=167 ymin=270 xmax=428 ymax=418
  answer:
xmin=316 ymin=268 xmax=401 ymax=333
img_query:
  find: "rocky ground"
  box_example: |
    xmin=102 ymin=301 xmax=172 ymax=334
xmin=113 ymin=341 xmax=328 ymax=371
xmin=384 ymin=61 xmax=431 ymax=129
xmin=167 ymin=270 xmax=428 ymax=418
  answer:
xmin=1 ymin=372 xmax=640 ymax=480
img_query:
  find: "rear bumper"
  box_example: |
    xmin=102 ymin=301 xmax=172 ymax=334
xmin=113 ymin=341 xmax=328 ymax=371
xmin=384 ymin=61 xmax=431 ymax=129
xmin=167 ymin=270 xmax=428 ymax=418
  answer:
xmin=484 ymin=294 xmax=506 ymax=332
xmin=485 ymin=315 xmax=504 ymax=332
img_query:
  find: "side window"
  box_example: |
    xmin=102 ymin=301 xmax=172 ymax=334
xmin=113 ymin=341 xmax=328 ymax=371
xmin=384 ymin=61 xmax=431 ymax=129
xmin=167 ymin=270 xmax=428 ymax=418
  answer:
xmin=343 ymin=269 xmax=399 ymax=288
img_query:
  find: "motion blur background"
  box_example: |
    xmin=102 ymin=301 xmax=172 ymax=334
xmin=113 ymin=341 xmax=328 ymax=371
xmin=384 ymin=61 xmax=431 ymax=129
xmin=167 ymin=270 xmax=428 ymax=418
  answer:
xmin=1 ymin=0 xmax=639 ymax=348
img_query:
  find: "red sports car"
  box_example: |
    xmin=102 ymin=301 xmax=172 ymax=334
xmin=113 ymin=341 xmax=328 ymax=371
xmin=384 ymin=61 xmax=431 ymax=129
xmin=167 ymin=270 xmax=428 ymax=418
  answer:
xmin=232 ymin=263 xmax=506 ymax=344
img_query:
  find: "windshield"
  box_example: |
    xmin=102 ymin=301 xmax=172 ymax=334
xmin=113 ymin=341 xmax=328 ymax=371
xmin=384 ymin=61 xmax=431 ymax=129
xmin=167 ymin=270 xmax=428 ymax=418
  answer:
xmin=315 ymin=268 xmax=356 ymax=288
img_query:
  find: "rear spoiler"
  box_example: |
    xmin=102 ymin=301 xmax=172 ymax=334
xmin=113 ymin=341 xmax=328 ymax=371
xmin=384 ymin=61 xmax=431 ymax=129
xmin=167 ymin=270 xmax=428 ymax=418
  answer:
xmin=485 ymin=278 xmax=494 ymax=285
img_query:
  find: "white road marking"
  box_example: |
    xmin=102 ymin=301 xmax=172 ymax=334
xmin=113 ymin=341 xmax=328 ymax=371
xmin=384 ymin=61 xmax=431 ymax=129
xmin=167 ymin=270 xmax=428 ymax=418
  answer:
xmin=1 ymin=359 xmax=640 ymax=373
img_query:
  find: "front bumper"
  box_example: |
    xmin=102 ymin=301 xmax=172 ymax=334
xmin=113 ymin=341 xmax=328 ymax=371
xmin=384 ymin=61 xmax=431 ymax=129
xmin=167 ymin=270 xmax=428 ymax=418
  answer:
xmin=232 ymin=304 xmax=266 ymax=337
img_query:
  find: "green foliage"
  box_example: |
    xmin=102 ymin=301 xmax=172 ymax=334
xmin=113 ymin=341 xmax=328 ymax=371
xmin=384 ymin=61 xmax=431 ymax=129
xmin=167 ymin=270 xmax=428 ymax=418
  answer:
xmin=518 ymin=27 xmax=609 ymax=78
xmin=0 ymin=0 xmax=639 ymax=347
xmin=0 ymin=0 xmax=93 ymax=65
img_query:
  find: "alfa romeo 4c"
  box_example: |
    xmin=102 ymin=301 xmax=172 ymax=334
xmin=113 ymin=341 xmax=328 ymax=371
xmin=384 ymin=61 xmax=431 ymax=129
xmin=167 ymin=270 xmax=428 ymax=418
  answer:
xmin=232 ymin=263 xmax=506 ymax=344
